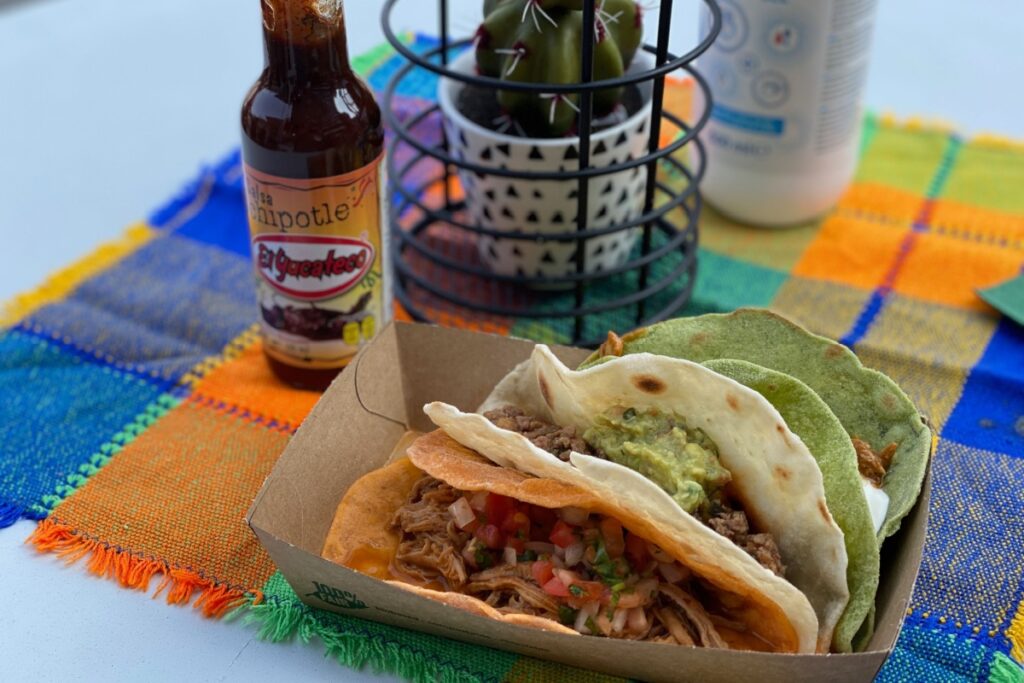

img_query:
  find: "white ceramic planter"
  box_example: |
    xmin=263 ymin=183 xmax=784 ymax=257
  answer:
xmin=438 ymin=50 xmax=655 ymax=284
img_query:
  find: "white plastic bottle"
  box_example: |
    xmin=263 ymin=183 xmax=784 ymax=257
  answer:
xmin=698 ymin=0 xmax=878 ymax=227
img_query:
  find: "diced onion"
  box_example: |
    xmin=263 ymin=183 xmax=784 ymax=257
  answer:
xmin=574 ymin=608 xmax=591 ymax=633
xmin=564 ymin=541 xmax=585 ymax=567
xmin=559 ymin=506 xmax=589 ymax=525
xmin=524 ymin=542 xmax=556 ymax=555
xmin=503 ymin=546 xmax=518 ymax=566
xmin=573 ymin=601 xmax=600 ymax=633
xmin=553 ymin=568 xmax=580 ymax=588
xmin=595 ymin=613 xmax=613 ymax=636
xmin=549 ymin=554 xmax=566 ymax=569
xmin=448 ymin=497 xmax=476 ymax=529
xmin=611 ymin=608 xmax=628 ymax=633
xmin=647 ymin=541 xmax=674 ymax=563
xmin=658 ymin=562 xmax=687 ymax=584
xmin=469 ymin=490 xmax=489 ymax=512
xmin=627 ymin=607 xmax=648 ymax=632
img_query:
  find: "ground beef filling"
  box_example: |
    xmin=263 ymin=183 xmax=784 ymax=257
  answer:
xmin=852 ymin=437 xmax=897 ymax=487
xmin=484 ymin=406 xmax=786 ymax=576
xmin=389 ymin=475 xmax=731 ymax=647
xmin=707 ymin=509 xmax=785 ymax=577
xmin=484 ymin=406 xmax=593 ymax=461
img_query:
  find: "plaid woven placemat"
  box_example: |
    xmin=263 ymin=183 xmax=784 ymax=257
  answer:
xmin=2 ymin=34 xmax=1023 ymax=683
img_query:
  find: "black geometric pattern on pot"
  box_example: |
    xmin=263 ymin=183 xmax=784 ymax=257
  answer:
xmin=615 ymin=131 xmax=628 ymax=147
xmin=632 ymin=166 xmax=642 ymax=179
xmin=551 ymin=211 xmax=564 ymax=223
xmin=601 ymin=180 xmax=614 ymax=196
xmin=593 ymin=243 xmax=605 ymax=256
xmin=501 ymin=206 xmax=515 ymax=219
xmin=483 ymin=206 xmax=493 ymax=221
xmin=459 ymin=130 xmax=468 ymax=147
xmin=506 ymin=185 xmax=519 ymax=198
xmin=516 ymin=266 xmax=527 ymax=277
xmin=618 ymin=188 xmax=630 ymax=204
xmin=474 ymin=169 xmax=486 ymax=180
xmin=512 ymin=245 xmax=523 ymax=257
xmin=593 ymin=140 xmax=608 ymax=155
xmin=568 ymin=188 xmax=578 ymax=199
xmin=564 ymin=145 xmax=579 ymax=161
xmin=541 ymin=250 xmax=556 ymax=264
xmin=496 ymin=143 xmax=511 ymax=157
xmin=526 ymin=211 xmax=539 ymax=224
xmin=480 ymin=146 xmax=493 ymax=161
xmin=488 ymin=242 xmax=499 ymax=259
xmin=532 ymin=189 xmax=543 ymax=199
xmin=485 ymin=189 xmax=496 ymax=200
xmin=596 ymin=205 xmax=609 ymax=219
xmin=637 ymin=121 xmax=646 ymax=135
xmin=529 ymin=146 xmax=544 ymax=160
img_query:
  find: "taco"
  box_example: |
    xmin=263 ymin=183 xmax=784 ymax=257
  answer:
xmin=582 ymin=308 xmax=931 ymax=548
xmin=323 ymin=429 xmax=819 ymax=653
xmin=698 ymin=359 xmax=880 ymax=653
xmin=424 ymin=346 xmax=850 ymax=652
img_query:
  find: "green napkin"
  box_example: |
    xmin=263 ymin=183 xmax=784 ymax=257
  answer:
xmin=978 ymin=274 xmax=1024 ymax=326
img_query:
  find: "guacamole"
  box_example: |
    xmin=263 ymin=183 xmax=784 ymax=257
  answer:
xmin=583 ymin=407 xmax=731 ymax=515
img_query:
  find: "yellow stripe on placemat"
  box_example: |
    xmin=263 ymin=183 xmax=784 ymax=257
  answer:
xmin=1009 ymin=599 xmax=1024 ymax=664
xmin=0 ymin=222 xmax=156 ymax=327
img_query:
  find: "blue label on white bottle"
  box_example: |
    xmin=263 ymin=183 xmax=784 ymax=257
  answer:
xmin=700 ymin=0 xmax=876 ymax=171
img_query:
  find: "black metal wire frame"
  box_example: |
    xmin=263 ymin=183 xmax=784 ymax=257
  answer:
xmin=381 ymin=0 xmax=721 ymax=345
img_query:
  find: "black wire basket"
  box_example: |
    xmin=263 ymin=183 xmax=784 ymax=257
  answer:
xmin=381 ymin=0 xmax=721 ymax=346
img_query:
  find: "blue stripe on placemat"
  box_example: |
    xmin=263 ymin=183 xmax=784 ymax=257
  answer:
xmin=943 ymin=318 xmax=1024 ymax=455
xmin=23 ymin=234 xmax=255 ymax=383
xmin=0 ymin=330 xmax=165 ymax=526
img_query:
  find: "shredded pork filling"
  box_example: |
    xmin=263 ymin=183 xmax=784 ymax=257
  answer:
xmin=483 ymin=406 xmax=786 ymax=576
xmin=390 ymin=475 xmax=732 ymax=647
xmin=852 ymin=437 xmax=897 ymax=487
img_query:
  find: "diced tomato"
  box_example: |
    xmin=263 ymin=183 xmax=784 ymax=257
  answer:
xmin=484 ymin=493 xmax=515 ymax=529
xmin=531 ymin=560 xmax=555 ymax=586
xmin=549 ymin=520 xmax=577 ymax=548
xmin=624 ymin=531 xmax=650 ymax=569
xmin=502 ymin=511 xmax=530 ymax=538
xmin=600 ymin=518 xmax=625 ymax=558
xmin=542 ymin=576 xmax=570 ymax=597
xmin=474 ymin=523 xmax=505 ymax=550
xmin=507 ymin=536 xmax=525 ymax=554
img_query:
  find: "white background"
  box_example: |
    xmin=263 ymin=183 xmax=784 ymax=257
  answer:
xmin=1 ymin=1 xmax=1022 ymax=680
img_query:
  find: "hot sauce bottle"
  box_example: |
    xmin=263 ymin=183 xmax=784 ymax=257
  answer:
xmin=241 ymin=0 xmax=389 ymax=390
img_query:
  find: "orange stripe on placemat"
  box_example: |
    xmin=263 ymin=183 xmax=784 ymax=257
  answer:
xmin=28 ymin=519 xmax=262 ymax=618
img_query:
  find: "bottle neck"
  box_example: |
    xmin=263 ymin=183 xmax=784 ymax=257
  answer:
xmin=260 ymin=0 xmax=352 ymax=89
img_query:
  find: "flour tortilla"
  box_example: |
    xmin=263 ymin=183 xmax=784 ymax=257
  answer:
xmin=700 ymin=359 xmax=879 ymax=653
xmin=426 ymin=348 xmax=849 ymax=652
xmin=325 ymin=432 xmax=816 ymax=652
xmin=581 ymin=308 xmax=932 ymax=546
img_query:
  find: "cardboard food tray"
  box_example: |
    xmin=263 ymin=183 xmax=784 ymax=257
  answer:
xmin=247 ymin=322 xmax=932 ymax=683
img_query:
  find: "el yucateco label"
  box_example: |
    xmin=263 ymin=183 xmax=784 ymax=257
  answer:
xmin=243 ymin=155 xmax=389 ymax=370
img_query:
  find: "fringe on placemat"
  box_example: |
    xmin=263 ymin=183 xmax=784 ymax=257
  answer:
xmin=0 ymin=223 xmax=155 ymax=327
xmin=989 ymin=652 xmax=1024 ymax=683
xmin=27 ymin=519 xmax=261 ymax=618
xmin=229 ymin=599 xmax=475 ymax=683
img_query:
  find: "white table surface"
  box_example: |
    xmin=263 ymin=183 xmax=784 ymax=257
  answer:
xmin=2 ymin=1 xmax=1022 ymax=680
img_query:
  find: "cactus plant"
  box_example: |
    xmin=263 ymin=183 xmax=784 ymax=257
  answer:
xmin=475 ymin=0 xmax=643 ymax=137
